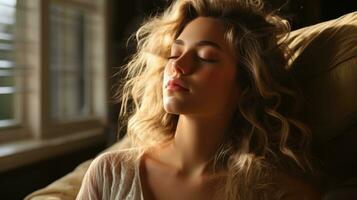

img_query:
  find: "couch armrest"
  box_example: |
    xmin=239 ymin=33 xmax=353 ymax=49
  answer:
xmin=24 ymin=136 xmax=131 ymax=200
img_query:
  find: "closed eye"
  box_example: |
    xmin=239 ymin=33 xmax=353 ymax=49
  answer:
xmin=167 ymin=56 xmax=179 ymax=60
xmin=167 ymin=55 xmax=219 ymax=63
xmin=195 ymin=55 xmax=218 ymax=63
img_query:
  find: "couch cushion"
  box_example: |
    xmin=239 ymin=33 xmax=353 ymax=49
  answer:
xmin=287 ymin=11 xmax=357 ymax=142
xmin=287 ymin=11 xmax=357 ymax=200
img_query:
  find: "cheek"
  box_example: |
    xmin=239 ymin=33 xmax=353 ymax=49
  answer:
xmin=163 ymin=65 xmax=170 ymax=87
xmin=195 ymin=67 xmax=237 ymax=92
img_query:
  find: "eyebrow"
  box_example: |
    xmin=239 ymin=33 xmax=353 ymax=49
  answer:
xmin=173 ymin=39 xmax=222 ymax=50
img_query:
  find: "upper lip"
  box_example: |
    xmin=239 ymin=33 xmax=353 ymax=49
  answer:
xmin=167 ymin=78 xmax=189 ymax=90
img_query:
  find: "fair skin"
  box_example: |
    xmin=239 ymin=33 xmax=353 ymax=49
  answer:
xmin=140 ymin=17 xmax=240 ymax=200
xmin=139 ymin=17 xmax=320 ymax=200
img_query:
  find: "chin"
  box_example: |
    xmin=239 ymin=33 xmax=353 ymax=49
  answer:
xmin=163 ymin=101 xmax=191 ymax=115
xmin=163 ymin=104 xmax=181 ymax=114
xmin=163 ymin=96 xmax=181 ymax=113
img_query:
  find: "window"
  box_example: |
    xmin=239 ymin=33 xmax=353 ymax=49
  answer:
xmin=0 ymin=0 xmax=21 ymax=128
xmin=0 ymin=0 xmax=108 ymax=171
xmin=42 ymin=0 xmax=108 ymax=137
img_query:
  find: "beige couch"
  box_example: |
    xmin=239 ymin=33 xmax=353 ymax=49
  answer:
xmin=25 ymin=12 xmax=357 ymax=200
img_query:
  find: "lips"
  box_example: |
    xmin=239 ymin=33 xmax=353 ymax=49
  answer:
xmin=166 ymin=79 xmax=189 ymax=91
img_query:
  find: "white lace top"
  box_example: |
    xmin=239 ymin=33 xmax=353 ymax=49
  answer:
xmin=76 ymin=150 xmax=144 ymax=200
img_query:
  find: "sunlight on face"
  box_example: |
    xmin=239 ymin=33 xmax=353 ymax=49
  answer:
xmin=163 ymin=17 xmax=241 ymax=117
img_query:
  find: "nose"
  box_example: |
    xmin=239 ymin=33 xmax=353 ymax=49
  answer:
xmin=168 ymin=52 xmax=193 ymax=76
xmin=171 ymin=60 xmax=185 ymax=75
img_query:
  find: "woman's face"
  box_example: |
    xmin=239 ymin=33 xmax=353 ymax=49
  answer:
xmin=163 ymin=17 xmax=241 ymax=117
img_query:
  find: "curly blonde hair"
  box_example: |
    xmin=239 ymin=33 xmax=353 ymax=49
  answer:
xmin=115 ymin=0 xmax=313 ymax=199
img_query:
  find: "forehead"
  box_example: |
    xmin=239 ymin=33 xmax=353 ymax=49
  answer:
xmin=176 ymin=17 xmax=229 ymax=50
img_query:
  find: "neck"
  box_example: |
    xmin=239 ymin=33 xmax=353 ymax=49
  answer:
xmin=169 ymin=114 xmax=231 ymax=177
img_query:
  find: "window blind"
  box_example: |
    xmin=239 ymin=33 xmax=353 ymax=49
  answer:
xmin=0 ymin=0 xmax=19 ymax=127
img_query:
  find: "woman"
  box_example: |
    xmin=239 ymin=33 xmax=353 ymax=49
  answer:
xmin=76 ymin=0 xmax=320 ymax=199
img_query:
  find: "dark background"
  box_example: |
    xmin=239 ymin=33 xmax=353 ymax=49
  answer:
xmin=0 ymin=0 xmax=356 ymax=199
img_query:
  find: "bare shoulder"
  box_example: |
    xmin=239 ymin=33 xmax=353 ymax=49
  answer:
xmin=275 ymin=172 xmax=322 ymax=200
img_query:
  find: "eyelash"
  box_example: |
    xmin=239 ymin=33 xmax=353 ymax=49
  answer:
xmin=167 ymin=55 xmax=218 ymax=63
xmin=167 ymin=56 xmax=179 ymax=60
